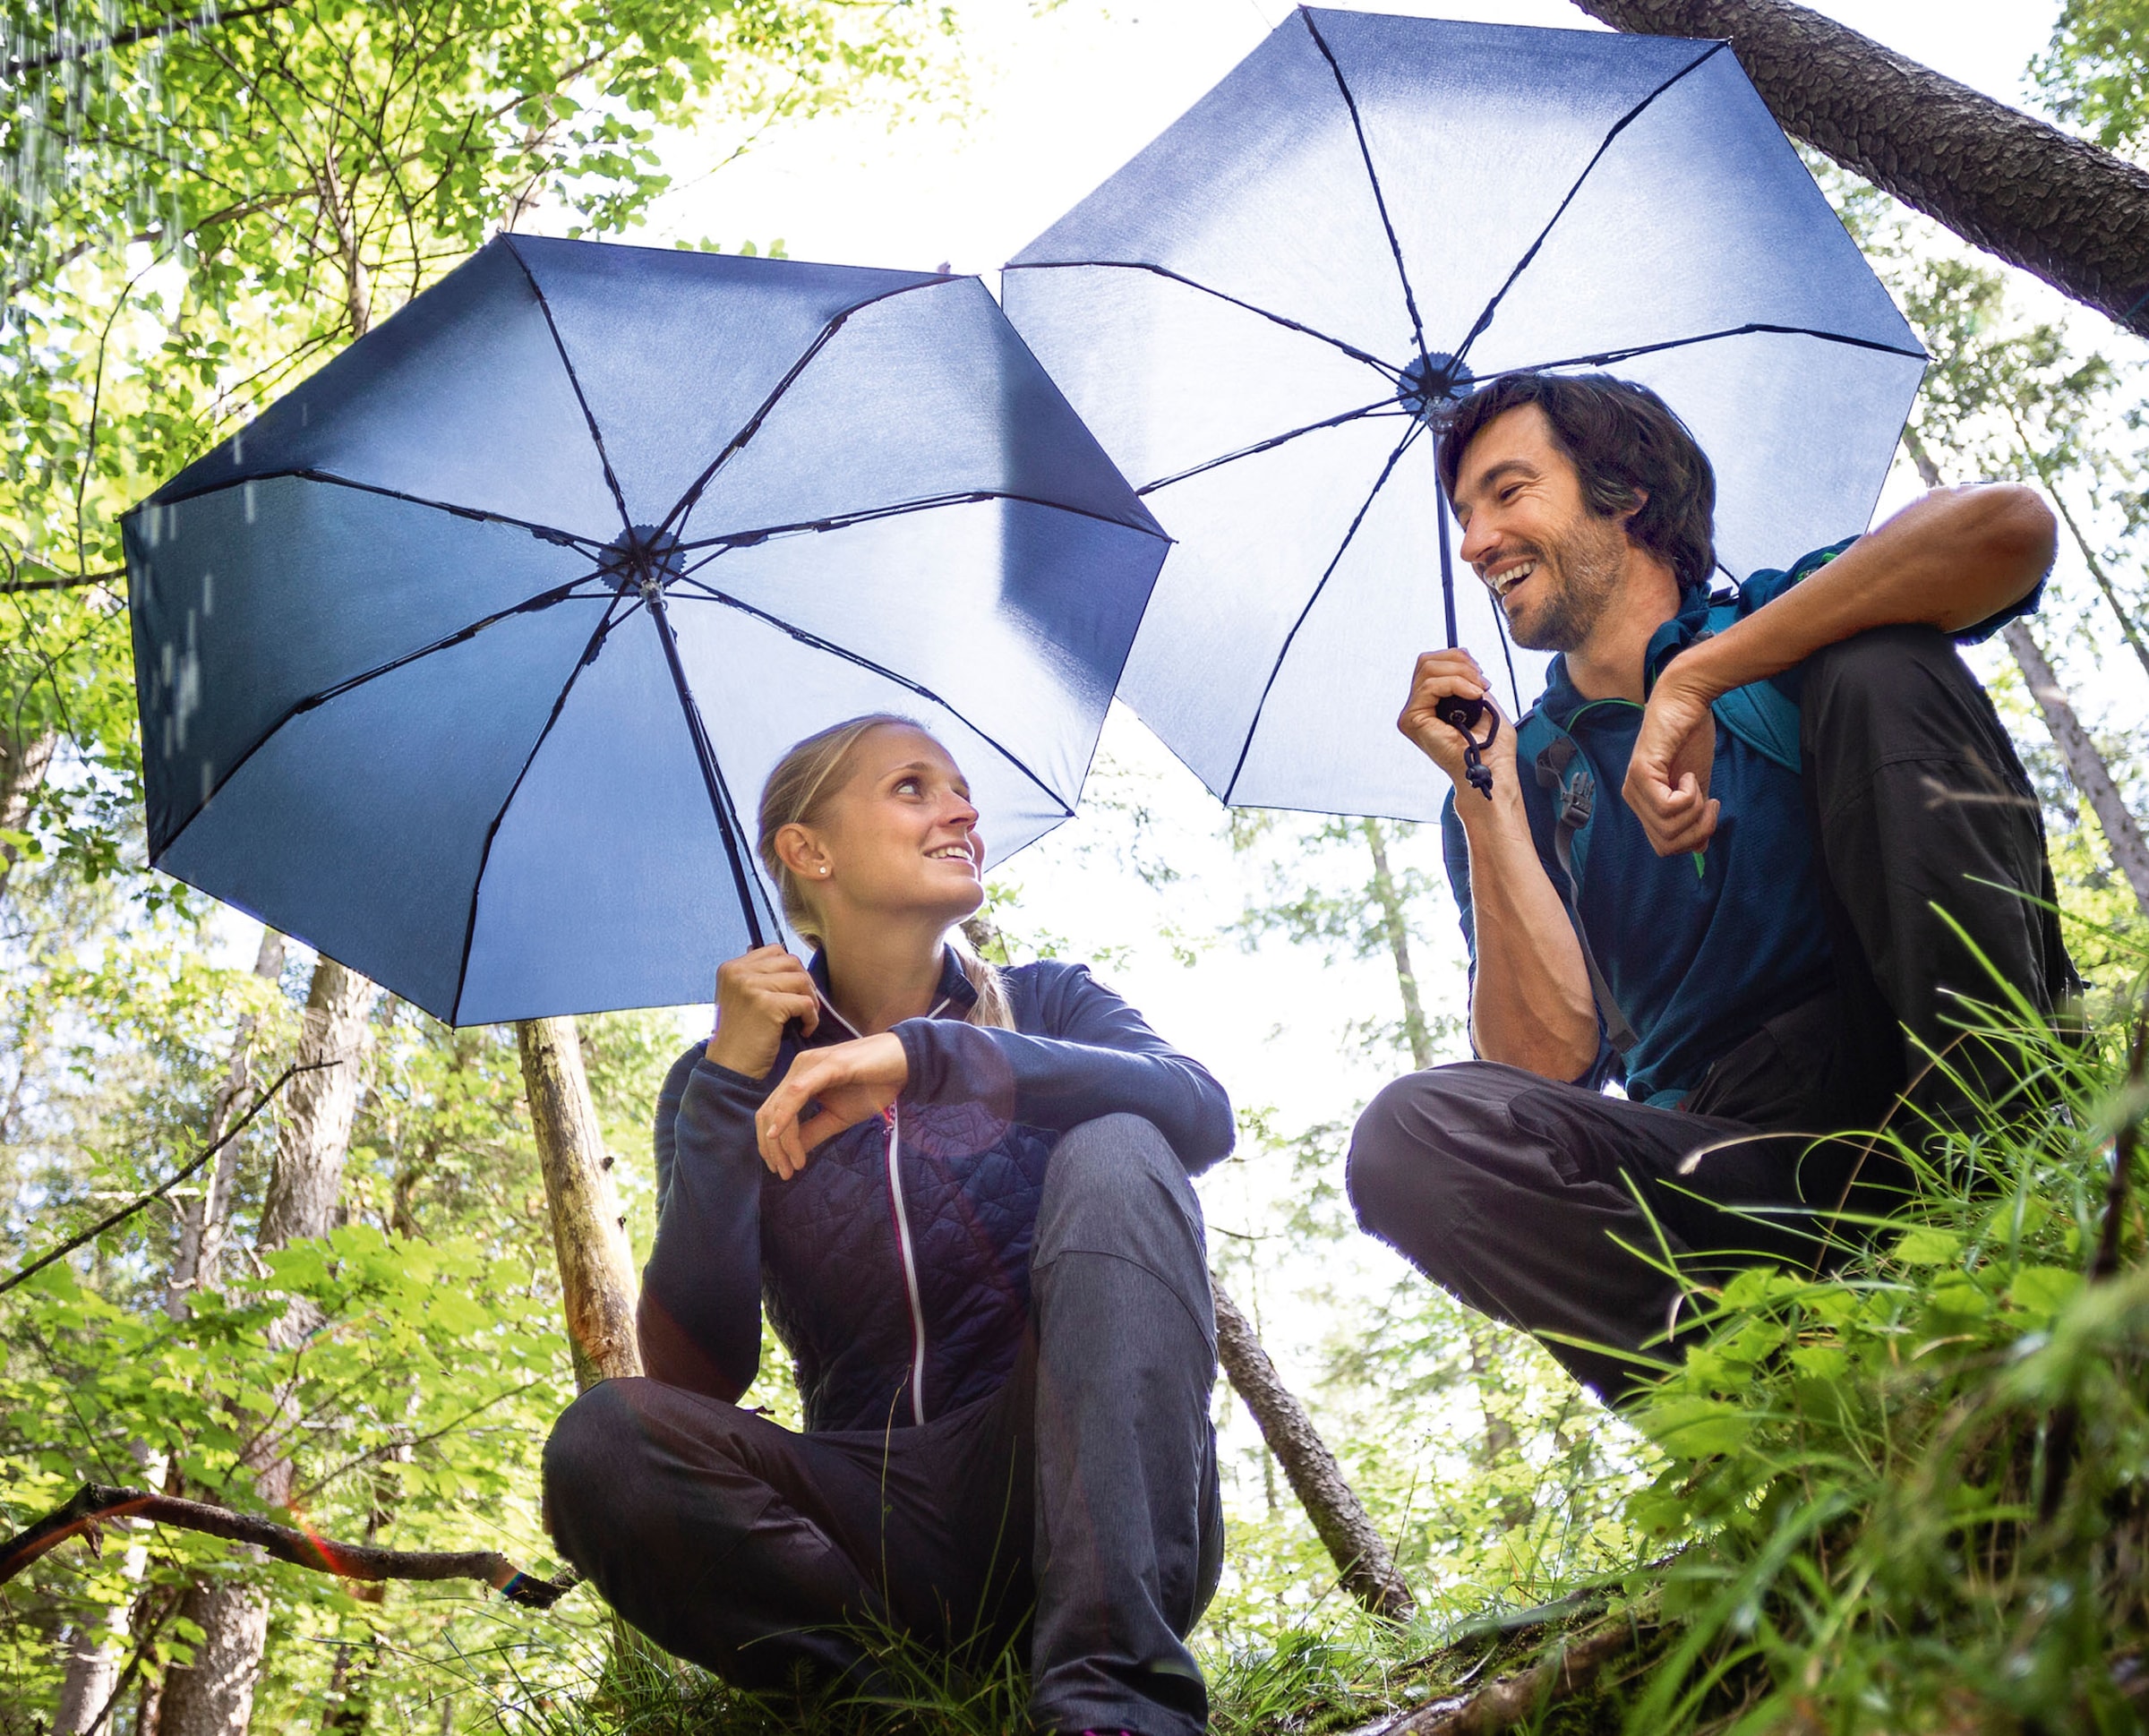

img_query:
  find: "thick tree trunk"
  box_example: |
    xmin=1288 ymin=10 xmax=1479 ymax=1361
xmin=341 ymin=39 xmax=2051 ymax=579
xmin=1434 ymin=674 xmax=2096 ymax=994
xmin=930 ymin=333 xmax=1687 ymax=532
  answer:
xmin=517 ymin=1017 xmax=642 ymax=1390
xmin=1901 ymin=434 xmax=2149 ymax=912
xmin=1568 ymin=0 xmax=2149 ymax=339
xmin=158 ymin=954 xmax=377 ymax=1736
xmin=1211 ymin=1280 xmax=1414 ymax=1620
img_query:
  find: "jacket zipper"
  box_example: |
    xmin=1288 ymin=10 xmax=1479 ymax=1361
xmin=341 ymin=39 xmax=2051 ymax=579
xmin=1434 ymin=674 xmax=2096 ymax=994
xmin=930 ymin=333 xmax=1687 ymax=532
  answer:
xmin=817 ymin=988 xmax=948 ymax=1426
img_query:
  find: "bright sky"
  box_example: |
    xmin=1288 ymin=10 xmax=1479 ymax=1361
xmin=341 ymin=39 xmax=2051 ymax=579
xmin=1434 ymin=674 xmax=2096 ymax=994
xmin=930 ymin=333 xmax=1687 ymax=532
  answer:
xmin=637 ymin=0 xmax=2058 ymax=275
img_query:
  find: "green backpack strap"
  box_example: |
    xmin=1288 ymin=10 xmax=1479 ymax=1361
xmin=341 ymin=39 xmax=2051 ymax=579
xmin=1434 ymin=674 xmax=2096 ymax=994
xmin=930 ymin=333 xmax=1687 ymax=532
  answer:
xmin=1516 ymin=714 xmax=1638 ymax=1055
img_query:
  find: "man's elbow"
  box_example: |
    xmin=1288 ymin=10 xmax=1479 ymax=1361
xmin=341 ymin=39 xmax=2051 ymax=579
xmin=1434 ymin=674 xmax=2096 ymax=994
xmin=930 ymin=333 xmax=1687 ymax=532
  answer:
xmin=1953 ymin=483 xmax=2057 ymax=603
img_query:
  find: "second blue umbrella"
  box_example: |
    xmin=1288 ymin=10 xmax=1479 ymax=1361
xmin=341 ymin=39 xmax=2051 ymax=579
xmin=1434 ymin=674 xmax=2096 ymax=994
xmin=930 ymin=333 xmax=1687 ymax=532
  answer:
xmin=1005 ymin=7 xmax=1924 ymax=819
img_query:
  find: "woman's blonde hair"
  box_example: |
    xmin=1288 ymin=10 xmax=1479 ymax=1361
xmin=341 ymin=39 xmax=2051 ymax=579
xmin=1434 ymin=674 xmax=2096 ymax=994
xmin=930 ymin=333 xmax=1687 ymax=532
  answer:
xmin=757 ymin=714 xmax=1014 ymax=1030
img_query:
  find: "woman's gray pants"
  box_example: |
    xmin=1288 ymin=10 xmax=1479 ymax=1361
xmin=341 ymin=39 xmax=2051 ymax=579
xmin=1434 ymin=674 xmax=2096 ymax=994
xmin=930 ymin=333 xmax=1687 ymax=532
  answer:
xmin=543 ymin=1114 xmax=1224 ymax=1736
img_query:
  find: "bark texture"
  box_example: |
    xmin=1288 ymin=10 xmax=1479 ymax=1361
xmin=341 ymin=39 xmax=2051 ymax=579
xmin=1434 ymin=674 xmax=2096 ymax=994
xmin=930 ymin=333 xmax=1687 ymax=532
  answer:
xmin=1378 ymin=1619 xmax=1640 ymax=1733
xmin=256 ymin=955 xmax=376 ymax=1261
xmin=1569 ymin=0 xmax=2149 ymax=338
xmin=517 ymin=1016 xmax=642 ymax=1390
xmin=1211 ymin=1279 xmax=1414 ymax=1620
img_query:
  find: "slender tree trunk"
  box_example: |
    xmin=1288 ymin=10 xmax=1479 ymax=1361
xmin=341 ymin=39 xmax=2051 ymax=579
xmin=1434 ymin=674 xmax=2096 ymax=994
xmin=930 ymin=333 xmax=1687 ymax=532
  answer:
xmin=2001 ymin=620 xmax=2149 ymax=911
xmin=1902 ymin=431 xmax=2149 ymax=911
xmin=517 ymin=1017 xmax=641 ymax=1390
xmin=167 ymin=929 xmax=287 ymax=1320
xmin=158 ymin=955 xmax=378 ymax=1736
xmin=1211 ymin=1281 xmax=1414 ymax=1620
xmin=1362 ymin=819 xmax=1434 ymax=1072
xmin=1568 ymin=0 xmax=2149 ymax=339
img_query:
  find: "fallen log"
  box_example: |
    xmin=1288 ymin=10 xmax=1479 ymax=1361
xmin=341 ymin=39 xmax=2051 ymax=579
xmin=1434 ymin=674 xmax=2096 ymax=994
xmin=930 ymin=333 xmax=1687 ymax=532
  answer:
xmin=1380 ymin=1619 xmax=1641 ymax=1734
xmin=0 ymin=1484 xmax=577 ymax=1609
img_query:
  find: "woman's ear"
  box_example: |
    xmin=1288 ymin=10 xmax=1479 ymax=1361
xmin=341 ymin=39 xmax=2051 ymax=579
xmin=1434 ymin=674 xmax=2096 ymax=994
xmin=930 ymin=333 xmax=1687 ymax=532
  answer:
xmin=773 ymin=822 xmax=828 ymax=882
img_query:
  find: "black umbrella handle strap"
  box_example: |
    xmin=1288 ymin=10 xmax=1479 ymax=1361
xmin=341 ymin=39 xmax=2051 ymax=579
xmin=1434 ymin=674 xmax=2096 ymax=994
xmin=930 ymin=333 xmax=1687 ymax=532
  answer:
xmin=1434 ymin=695 xmax=1498 ymax=799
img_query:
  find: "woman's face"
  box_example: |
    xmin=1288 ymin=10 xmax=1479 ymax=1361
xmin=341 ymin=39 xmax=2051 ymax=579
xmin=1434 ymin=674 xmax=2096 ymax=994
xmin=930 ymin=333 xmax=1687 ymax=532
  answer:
xmin=798 ymin=726 xmax=984 ymax=930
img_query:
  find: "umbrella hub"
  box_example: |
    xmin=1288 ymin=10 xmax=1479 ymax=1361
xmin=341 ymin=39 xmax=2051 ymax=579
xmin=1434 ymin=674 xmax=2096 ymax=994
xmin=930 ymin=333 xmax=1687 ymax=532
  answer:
xmin=1399 ymin=353 xmax=1475 ymax=427
xmin=599 ymin=524 xmax=687 ymax=597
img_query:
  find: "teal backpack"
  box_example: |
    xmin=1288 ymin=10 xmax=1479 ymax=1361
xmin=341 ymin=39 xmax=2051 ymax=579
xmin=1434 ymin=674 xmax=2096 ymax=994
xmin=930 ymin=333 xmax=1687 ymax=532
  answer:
xmin=1510 ymin=596 xmax=1803 ymax=1054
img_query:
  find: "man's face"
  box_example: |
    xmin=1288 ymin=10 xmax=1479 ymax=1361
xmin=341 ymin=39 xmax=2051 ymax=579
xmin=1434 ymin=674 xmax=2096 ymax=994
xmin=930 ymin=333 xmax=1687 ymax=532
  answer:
xmin=1450 ymin=404 xmax=1632 ymax=654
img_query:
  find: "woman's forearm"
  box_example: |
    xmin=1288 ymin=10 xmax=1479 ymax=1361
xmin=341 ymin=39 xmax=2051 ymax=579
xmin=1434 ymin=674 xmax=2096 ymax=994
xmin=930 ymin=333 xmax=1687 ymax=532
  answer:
xmin=1460 ymin=785 xmax=1600 ymax=1080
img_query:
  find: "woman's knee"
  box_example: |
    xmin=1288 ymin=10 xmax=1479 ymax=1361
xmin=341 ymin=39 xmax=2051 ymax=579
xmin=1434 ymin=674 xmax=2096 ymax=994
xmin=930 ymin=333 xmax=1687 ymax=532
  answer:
xmin=542 ymin=1379 xmax=636 ymax=1553
xmin=1038 ymin=1114 xmax=1198 ymax=1257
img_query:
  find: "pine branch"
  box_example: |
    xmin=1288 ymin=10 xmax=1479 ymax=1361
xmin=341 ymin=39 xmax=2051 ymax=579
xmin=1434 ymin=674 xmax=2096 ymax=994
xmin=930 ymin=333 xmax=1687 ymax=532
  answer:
xmin=0 ymin=1483 xmax=577 ymax=1608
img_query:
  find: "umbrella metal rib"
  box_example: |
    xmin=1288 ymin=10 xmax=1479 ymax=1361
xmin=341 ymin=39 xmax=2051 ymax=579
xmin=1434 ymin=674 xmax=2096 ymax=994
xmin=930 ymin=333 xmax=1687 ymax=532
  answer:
xmin=1222 ymin=417 xmax=1427 ymax=804
xmin=662 ymin=575 xmax=1076 ymax=825
xmin=506 ymin=242 xmax=637 ymax=537
xmin=1000 ymin=259 xmax=1404 ymax=378
xmin=1449 ymin=40 xmax=1729 ymax=370
xmin=1135 ymin=398 xmax=1407 ymax=498
xmin=1300 ymin=8 xmax=1428 ymax=363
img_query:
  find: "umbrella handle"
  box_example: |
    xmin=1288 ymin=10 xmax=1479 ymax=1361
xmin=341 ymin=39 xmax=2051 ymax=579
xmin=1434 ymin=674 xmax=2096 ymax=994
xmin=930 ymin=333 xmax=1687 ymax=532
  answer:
xmin=1434 ymin=695 xmax=1498 ymax=800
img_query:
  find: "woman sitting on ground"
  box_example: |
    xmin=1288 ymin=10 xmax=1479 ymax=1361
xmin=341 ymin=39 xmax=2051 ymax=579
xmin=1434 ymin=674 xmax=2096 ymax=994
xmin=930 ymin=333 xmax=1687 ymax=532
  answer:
xmin=544 ymin=713 xmax=1233 ymax=1736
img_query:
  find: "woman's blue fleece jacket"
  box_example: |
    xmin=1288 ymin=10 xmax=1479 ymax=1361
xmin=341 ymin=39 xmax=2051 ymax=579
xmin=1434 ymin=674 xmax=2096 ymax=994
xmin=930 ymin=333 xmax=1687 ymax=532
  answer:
xmin=638 ymin=946 xmax=1234 ymax=1434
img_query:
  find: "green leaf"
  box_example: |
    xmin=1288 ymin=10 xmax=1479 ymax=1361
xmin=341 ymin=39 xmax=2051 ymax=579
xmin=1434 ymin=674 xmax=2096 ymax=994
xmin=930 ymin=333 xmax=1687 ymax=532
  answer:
xmin=2008 ymin=1265 xmax=2083 ymax=1324
xmin=1892 ymin=1227 xmax=1963 ymax=1266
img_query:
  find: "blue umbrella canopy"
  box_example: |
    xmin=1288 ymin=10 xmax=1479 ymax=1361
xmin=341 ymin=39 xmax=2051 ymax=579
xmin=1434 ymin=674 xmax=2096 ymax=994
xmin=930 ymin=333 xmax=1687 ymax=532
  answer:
xmin=1003 ymin=7 xmax=1924 ymax=820
xmin=126 ymin=236 xmax=1166 ymax=1025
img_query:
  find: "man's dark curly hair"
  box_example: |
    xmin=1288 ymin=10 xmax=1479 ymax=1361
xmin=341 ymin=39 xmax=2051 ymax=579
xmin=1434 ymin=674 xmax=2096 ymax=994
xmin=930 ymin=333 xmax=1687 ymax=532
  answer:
xmin=1434 ymin=372 xmax=1718 ymax=596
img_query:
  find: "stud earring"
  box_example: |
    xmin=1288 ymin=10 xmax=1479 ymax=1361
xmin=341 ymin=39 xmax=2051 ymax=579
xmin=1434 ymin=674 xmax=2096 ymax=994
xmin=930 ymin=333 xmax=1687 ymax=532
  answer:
xmin=819 ymin=866 xmax=829 ymax=876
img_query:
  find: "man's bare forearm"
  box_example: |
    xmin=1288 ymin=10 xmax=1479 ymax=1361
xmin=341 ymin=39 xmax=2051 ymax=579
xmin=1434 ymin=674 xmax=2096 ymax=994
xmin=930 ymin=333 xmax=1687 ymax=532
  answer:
xmin=1460 ymin=784 xmax=1600 ymax=1080
xmin=1674 ymin=483 xmax=2055 ymax=700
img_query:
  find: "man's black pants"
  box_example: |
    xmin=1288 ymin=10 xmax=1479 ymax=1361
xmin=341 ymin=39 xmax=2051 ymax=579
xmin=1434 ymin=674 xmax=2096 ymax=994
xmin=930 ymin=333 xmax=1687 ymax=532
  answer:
xmin=1348 ymin=625 xmax=2076 ymax=1402
xmin=544 ymin=1115 xmax=1224 ymax=1736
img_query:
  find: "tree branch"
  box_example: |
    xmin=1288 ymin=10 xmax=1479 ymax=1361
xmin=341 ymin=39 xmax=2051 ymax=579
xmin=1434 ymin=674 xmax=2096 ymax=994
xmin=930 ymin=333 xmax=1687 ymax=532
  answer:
xmin=1380 ymin=1619 xmax=1643 ymax=1733
xmin=0 ymin=1483 xmax=576 ymax=1609
xmin=1568 ymin=0 xmax=2149 ymax=338
xmin=1212 ymin=1278 xmax=1415 ymax=1621
xmin=0 ymin=567 xmax=125 ymax=595
xmin=0 ymin=1057 xmax=335 ymax=1299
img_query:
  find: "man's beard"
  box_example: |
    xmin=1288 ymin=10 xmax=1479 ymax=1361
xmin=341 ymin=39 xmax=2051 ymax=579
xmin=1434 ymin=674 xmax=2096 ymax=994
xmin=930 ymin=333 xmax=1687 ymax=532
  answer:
xmin=1505 ymin=517 xmax=1627 ymax=653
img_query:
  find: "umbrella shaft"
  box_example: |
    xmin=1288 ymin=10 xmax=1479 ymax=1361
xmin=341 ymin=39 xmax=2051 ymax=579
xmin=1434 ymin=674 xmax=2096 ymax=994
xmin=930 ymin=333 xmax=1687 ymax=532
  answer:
xmin=643 ymin=588 xmax=768 ymax=951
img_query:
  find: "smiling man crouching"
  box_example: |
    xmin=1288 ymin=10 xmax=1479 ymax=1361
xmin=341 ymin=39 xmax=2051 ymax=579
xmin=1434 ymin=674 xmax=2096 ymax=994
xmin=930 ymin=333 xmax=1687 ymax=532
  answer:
xmin=1347 ymin=371 xmax=2073 ymax=1404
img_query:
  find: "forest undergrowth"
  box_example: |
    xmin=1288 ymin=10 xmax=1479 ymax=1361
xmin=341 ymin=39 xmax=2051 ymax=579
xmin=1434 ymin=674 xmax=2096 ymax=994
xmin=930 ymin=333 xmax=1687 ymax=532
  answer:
xmin=501 ymin=924 xmax=2149 ymax=1736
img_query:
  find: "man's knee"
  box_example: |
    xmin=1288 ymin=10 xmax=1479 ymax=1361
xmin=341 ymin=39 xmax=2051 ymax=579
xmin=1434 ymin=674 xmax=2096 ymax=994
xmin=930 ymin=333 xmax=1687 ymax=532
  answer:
xmin=1347 ymin=1067 xmax=1496 ymax=1242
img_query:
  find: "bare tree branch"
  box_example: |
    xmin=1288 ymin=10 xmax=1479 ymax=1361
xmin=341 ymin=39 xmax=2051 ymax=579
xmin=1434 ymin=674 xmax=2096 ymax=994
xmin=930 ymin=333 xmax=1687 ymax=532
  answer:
xmin=0 ymin=1484 xmax=576 ymax=1609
